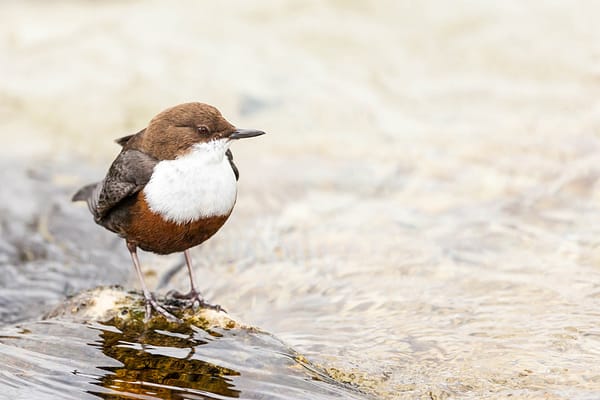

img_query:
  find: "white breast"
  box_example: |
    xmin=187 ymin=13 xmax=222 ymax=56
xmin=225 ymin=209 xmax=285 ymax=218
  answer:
xmin=143 ymin=140 xmax=237 ymax=224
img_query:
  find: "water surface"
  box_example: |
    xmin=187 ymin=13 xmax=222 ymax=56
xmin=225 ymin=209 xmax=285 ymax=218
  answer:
xmin=0 ymin=316 xmax=367 ymax=399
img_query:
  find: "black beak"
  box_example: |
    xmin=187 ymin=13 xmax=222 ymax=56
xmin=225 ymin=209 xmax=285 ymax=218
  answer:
xmin=229 ymin=128 xmax=266 ymax=140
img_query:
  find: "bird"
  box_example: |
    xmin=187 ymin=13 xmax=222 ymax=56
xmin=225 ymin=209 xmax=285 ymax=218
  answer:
xmin=72 ymin=102 xmax=265 ymax=322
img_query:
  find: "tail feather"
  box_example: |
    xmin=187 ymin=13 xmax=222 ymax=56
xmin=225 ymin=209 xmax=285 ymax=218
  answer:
xmin=72 ymin=183 xmax=97 ymax=202
xmin=72 ymin=182 xmax=102 ymax=219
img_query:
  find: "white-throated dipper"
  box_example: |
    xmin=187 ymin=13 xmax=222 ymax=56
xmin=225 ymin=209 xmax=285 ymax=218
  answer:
xmin=72 ymin=102 xmax=265 ymax=322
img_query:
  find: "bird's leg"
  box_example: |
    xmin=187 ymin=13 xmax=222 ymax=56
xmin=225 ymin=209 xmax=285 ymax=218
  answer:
xmin=170 ymin=249 xmax=223 ymax=312
xmin=126 ymin=241 xmax=182 ymax=323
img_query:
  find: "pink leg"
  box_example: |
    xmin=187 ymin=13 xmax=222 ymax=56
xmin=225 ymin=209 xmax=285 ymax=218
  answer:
xmin=127 ymin=241 xmax=182 ymax=323
xmin=170 ymin=249 xmax=223 ymax=312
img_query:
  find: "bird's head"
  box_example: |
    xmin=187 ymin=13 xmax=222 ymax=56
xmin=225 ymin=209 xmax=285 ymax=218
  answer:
xmin=139 ymin=102 xmax=265 ymax=160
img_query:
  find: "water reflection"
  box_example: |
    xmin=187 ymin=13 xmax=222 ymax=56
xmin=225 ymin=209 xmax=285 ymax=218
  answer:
xmin=89 ymin=319 xmax=241 ymax=399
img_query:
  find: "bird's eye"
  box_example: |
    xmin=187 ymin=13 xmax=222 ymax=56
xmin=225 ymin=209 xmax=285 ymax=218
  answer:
xmin=197 ymin=125 xmax=210 ymax=135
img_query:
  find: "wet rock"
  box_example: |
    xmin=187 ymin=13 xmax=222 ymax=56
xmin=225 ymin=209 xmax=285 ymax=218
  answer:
xmin=45 ymin=286 xmax=244 ymax=330
xmin=0 ymin=286 xmax=370 ymax=400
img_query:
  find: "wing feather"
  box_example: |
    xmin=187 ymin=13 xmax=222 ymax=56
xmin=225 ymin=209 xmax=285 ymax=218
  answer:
xmin=73 ymin=149 xmax=158 ymax=221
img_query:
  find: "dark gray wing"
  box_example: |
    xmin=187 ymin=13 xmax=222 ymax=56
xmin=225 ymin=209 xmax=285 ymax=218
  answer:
xmin=226 ymin=149 xmax=239 ymax=181
xmin=72 ymin=149 xmax=158 ymax=221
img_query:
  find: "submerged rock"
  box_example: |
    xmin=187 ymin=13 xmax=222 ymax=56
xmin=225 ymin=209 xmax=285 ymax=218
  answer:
xmin=0 ymin=286 xmax=370 ymax=400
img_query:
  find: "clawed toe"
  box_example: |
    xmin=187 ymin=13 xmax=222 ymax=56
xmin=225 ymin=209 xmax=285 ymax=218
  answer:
xmin=198 ymin=299 xmax=225 ymax=313
xmin=168 ymin=289 xmax=225 ymax=313
xmin=144 ymin=296 xmax=182 ymax=323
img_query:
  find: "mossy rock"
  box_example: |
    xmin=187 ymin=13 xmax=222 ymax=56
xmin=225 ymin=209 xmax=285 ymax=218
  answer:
xmin=45 ymin=285 xmax=247 ymax=331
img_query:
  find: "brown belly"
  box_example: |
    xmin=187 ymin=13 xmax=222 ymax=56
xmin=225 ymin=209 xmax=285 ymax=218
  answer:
xmin=109 ymin=193 xmax=230 ymax=254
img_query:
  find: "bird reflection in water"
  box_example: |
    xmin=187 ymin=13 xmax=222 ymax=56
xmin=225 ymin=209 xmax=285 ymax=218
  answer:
xmin=87 ymin=318 xmax=241 ymax=399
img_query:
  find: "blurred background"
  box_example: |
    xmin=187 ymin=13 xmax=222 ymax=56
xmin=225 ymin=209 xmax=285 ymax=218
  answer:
xmin=3 ymin=1 xmax=600 ymax=399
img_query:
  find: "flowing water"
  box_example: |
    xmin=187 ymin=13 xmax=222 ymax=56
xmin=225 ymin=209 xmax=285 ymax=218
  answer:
xmin=2 ymin=1 xmax=600 ymax=399
xmin=0 ymin=288 xmax=368 ymax=400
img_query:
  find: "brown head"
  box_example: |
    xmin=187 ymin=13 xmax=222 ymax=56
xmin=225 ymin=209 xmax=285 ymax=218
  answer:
xmin=127 ymin=102 xmax=264 ymax=160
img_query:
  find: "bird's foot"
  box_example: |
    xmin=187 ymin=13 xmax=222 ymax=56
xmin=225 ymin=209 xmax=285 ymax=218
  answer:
xmin=143 ymin=294 xmax=182 ymax=323
xmin=168 ymin=289 xmax=225 ymax=313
